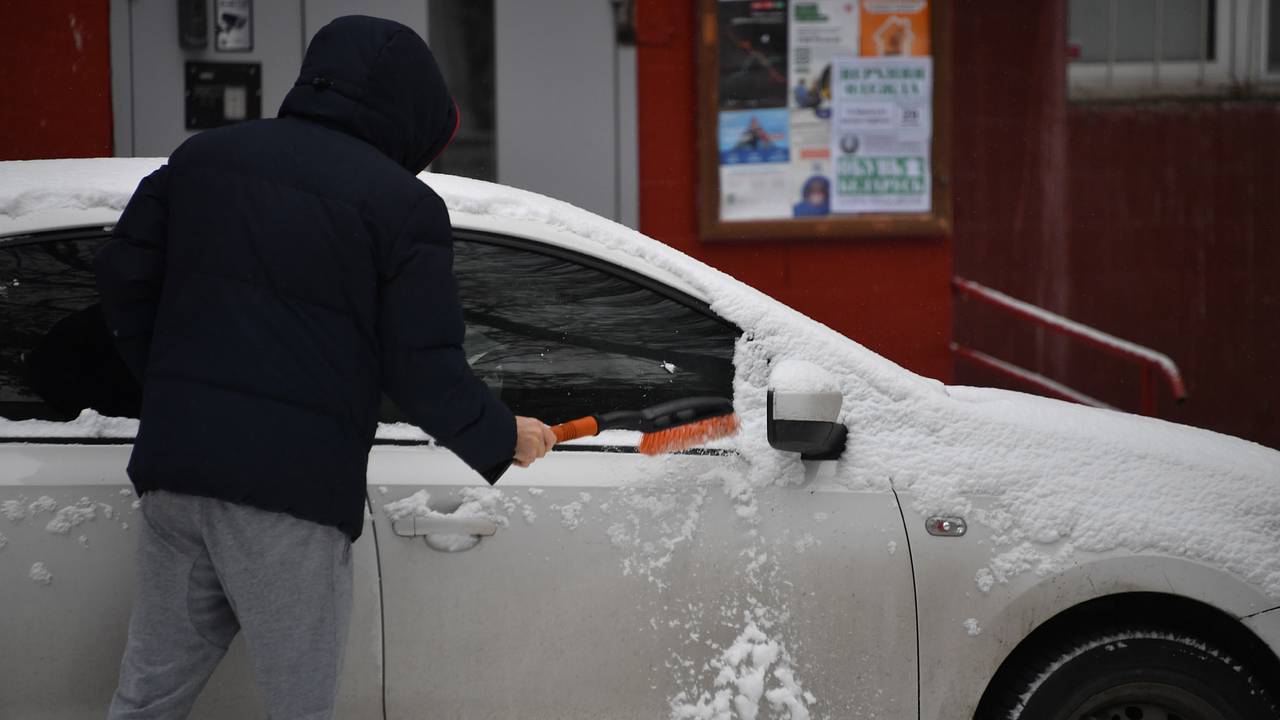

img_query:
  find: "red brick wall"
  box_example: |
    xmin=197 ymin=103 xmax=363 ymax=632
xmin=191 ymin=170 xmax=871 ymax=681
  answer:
xmin=0 ymin=1 xmax=113 ymax=160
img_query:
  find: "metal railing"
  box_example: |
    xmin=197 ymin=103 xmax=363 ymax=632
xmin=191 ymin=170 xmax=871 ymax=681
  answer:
xmin=951 ymin=277 xmax=1187 ymax=416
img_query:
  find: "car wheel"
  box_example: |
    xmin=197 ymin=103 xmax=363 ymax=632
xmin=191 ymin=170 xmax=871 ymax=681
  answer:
xmin=983 ymin=628 xmax=1279 ymax=720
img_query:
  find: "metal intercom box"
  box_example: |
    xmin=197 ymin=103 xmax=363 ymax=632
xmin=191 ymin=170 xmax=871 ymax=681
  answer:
xmin=184 ymin=62 xmax=261 ymax=130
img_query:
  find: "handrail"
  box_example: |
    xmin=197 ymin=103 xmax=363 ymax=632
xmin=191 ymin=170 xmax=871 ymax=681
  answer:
xmin=952 ymin=277 xmax=1187 ymax=415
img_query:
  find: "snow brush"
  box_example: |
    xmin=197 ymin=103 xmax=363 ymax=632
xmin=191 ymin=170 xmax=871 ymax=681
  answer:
xmin=550 ymin=397 xmax=739 ymax=455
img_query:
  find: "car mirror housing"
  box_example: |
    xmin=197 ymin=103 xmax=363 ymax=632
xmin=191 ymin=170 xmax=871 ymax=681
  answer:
xmin=766 ymin=389 xmax=848 ymax=461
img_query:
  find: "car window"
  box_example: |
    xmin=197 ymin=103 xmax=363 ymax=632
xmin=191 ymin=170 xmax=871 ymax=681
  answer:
xmin=423 ymin=236 xmax=739 ymax=425
xmin=3 ymin=232 xmax=737 ymax=430
xmin=0 ymin=234 xmax=140 ymax=422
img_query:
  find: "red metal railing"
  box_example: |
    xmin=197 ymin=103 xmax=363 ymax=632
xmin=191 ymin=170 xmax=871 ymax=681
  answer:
xmin=951 ymin=277 xmax=1187 ymax=416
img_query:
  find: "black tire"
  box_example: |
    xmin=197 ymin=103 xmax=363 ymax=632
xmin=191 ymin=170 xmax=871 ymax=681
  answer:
xmin=981 ymin=628 xmax=1280 ymax=720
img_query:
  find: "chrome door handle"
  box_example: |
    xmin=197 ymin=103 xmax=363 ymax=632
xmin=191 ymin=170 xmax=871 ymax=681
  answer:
xmin=391 ymin=515 xmax=498 ymax=538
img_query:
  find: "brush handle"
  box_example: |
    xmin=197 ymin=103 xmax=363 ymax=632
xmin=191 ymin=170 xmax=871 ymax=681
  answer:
xmin=550 ymin=416 xmax=599 ymax=443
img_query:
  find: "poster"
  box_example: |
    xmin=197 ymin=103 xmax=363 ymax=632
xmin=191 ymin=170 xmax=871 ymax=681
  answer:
xmin=713 ymin=0 xmax=933 ymax=222
xmin=717 ymin=1 xmax=790 ymax=110
xmin=788 ymin=1 xmax=859 ymax=119
xmin=859 ymin=0 xmax=930 ymax=57
xmin=830 ymin=56 xmax=932 ymax=213
xmin=785 ymin=1 xmax=858 ymax=217
xmin=717 ymin=1 xmax=790 ymax=220
xmin=718 ymin=109 xmax=791 ymax=220
xmin=215 ymin=0 xmax=253 ymax=52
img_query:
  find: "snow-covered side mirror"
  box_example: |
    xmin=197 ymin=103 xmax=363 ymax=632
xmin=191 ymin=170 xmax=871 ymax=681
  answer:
xmin=766 ymin=360 xmax=848 ymax=461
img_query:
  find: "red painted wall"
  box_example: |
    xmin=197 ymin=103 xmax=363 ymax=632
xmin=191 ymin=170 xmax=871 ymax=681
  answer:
xmin=0 ymin=1 xmax=113 ymax=160
xmin=635 ymin=1 xmax=954 ymax=382
xmin=947 ymin=0 xmax=1280 ymax=449
xmin=1060 ymin=103 xmax=1280 ymax=448
xmin=950 ymin=0 xmax=1073 ymax=381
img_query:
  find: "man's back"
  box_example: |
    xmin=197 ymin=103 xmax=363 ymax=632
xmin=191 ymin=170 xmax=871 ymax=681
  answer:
xmin=96 ymin=15 xmax=514 ymax=540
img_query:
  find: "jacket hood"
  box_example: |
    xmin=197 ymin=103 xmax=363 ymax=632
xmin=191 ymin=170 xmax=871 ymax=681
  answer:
xmin=279 ymin=15 xmax=457 ymax=173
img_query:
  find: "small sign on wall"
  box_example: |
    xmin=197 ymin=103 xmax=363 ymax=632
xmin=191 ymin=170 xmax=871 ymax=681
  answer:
xmin=215 ymin=0 xmax=253 ymax=52
xmin=185 ymin=62 xmax=261 ymax=129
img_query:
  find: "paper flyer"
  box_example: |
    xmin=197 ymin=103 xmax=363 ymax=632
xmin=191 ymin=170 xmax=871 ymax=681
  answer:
xmin=788 ymin=1 xmax=859 ymax=119
xmin=784 ymin=1 xmax=859 ymax=217
xmin=859 ymin=0 xmax=930 ymax=57
xmin=718 ymin=108 xmax=792 ymax=220
xmin=830 ymin=56 xmax=932 ymax=213
xmin=717 ymin=0 xmax=790 ymax=110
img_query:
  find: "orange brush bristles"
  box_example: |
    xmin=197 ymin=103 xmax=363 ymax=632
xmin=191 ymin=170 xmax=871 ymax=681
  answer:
xmin=637 ymin=414 xmax=740 ymax=456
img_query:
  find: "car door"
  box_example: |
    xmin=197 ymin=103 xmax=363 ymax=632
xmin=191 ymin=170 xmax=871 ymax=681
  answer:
xmin=0 ymin=230 xmax=382 ymax=719
xmin=374 ymin=232 xmax=918 ymax=719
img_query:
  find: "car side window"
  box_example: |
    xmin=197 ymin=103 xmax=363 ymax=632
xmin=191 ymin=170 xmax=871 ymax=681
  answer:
xmin=0 ymin=235 xmax=140 ymax=422
xmin=432 ymin=236 xmax=738 ymax=424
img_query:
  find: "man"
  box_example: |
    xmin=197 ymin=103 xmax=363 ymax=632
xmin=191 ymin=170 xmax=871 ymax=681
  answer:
xmin=96 ymin=16 xmax=554 ymax=719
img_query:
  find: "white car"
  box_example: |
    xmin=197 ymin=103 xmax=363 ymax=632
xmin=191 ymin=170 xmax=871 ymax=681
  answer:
xmin=2 ymin=159 xmax=1278 ymax=720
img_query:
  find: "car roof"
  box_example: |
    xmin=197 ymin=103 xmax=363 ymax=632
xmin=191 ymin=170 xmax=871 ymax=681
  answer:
xmin=0 ymin=158 xmax=707 ymax=303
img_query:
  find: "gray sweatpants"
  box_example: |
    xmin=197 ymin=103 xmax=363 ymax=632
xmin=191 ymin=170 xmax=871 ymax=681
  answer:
xmin=107 ymin=490 xmax=353 ymax=720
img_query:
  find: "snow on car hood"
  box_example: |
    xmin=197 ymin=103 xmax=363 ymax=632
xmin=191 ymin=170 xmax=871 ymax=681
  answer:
xmin=2 ymin=158 xmax=1279 ymax=606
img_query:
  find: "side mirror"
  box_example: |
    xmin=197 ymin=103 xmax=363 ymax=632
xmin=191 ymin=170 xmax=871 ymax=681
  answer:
xmin=766 ymin=389 xmax=848 ymax=461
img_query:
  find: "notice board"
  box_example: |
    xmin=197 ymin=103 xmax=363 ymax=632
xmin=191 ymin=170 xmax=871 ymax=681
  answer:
xmin=698 ymin=0 xmax=952 ymax=240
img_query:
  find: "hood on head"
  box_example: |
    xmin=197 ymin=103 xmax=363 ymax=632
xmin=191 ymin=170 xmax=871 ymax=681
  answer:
xmin=279 ymin=15 xmax=458 ymax=173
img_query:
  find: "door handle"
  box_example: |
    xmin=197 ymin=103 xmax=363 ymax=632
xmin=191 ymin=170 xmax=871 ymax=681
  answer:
xmin=391 ymin=515 xmax=498 ymax=538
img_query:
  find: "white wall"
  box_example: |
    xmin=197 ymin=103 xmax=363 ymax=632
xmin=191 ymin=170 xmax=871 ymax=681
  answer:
xmin=110 ymin=0 xmax=637 ymax=227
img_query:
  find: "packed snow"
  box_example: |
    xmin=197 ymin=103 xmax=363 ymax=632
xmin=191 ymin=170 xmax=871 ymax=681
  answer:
xmin=5 ymin=159 xmax=1280 ymax=718
xmin=28 ymin=562 xmax=52 ymax=585
xmin=670 ymin=620 xmax=814 ymax=720
xmin=44 ymin=498 xmax=97 ymax=534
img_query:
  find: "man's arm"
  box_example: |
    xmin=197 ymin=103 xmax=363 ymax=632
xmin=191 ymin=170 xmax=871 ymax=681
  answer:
xmin=379 ymin=194 xmax=544 ymax=482
xmin=94 ymin=166 xmax=172 ymax=382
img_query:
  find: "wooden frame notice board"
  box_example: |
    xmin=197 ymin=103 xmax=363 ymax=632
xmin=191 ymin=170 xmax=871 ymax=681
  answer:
xmin=698 ymin=0 xmax=952 ymax=240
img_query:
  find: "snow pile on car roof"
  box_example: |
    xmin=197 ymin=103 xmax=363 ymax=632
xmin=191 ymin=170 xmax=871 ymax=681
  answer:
xmin=0 ymin=158 xmax=163 ymax=222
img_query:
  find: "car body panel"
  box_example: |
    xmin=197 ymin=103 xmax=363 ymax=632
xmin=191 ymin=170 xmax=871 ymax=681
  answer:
xmin=371 ymin=445 xmax=917 ymax=719
xmin=0 ymin=441 xmax=383 ymax=720
xmin=900 ymin=493 xmax=1280 ymax=720
xmin=1245 ymin=606 xmax=1280 ymax=663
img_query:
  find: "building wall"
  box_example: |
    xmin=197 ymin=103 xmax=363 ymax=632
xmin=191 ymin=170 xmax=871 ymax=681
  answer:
xmin=1062 ymin=102 xmax=1280 ymax=448
xmin=950 ymin=0 xmax=1073 ymax=387
xmin=947 ymin=0 xmax=1279 ymax=449
xmin=634 ymin=0 xmax=954 ymax=382
xmin=108 ymin=0 xmax=636 ymax=225
xmin=0 ymin=1 xmax=113 ymax=160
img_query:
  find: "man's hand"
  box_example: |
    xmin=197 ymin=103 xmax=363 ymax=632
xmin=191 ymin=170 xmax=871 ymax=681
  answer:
xmin=513 ymin=416 xmax=556 ymax=468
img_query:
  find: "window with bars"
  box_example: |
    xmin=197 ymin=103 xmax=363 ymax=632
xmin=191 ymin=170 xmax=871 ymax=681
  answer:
xmin=1068 ymin=0 xmax=1280 ymax=98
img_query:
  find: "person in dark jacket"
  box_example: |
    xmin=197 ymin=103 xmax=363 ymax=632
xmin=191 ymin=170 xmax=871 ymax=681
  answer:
xmin=97 ymin=16 xmax=555 ymax=719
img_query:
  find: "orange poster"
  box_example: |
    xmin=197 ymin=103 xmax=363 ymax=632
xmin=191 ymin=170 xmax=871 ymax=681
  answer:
xmin=859 ymin=0 xmax=930 ymax=57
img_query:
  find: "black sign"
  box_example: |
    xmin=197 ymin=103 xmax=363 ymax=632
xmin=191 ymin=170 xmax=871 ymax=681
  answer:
xmin=184 ymin=62 xmax=261 ymax=130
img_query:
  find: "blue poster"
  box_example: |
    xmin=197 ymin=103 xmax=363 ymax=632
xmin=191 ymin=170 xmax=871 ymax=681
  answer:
xmin=718 ymin=109 xmax=791 ymax=165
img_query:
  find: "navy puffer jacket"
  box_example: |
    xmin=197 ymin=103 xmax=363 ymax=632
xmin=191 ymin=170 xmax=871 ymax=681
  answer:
xmin=95 ymin=16 xmax=515 ymax=540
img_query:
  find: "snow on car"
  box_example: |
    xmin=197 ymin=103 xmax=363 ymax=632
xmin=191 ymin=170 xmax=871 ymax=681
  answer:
xmin=2 ymin=158 xmax=1279 ymax=719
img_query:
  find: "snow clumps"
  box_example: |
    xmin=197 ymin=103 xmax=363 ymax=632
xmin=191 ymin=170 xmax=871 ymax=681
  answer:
xmin=671 ymin=620 xmax=814 ymax=720
xmin=28 ymin=562 xmax=52 ymax=585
